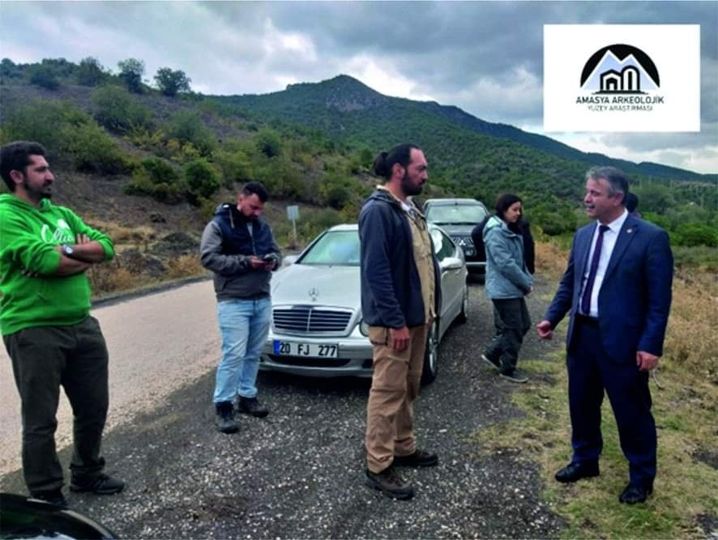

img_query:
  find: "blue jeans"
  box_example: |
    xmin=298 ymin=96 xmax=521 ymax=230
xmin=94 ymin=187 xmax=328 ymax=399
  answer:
xmin=213 ymin=297 xmax=272 ymax=404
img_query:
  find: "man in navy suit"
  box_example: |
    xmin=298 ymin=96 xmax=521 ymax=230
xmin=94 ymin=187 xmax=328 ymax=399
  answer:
xmin=536 ymin=166 xmax=673 ymax=504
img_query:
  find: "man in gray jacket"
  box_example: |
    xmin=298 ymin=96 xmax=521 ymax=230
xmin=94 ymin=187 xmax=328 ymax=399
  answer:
xmin=200 ymin=182 xmax=281 ymax=433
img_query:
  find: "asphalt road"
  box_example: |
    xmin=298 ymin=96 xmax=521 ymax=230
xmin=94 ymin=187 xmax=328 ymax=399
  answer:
xmin=0 ymin=277 xmax=566 ymax=539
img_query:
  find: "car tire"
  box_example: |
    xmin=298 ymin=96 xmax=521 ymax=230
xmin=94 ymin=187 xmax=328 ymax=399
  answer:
xmin=421 ymin=320 xmax=439 ymax=385
xmin=457 ymin=286 xmax=468 ymax=324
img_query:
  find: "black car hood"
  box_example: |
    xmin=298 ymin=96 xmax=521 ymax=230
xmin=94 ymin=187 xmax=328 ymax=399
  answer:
xmin=433 ymin=223 xmax=476 ymax=236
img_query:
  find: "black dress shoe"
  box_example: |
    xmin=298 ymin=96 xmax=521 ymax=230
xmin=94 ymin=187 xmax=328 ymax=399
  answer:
xmin=555 ymin=461 xmax=599 ymax=483
xmin=619 ymin=482 xmax=653 ymax=504
xmin=393 ymin=449 xmax=438 ymax=468
xmin=31 ymin=489 xmax=68 ymax=508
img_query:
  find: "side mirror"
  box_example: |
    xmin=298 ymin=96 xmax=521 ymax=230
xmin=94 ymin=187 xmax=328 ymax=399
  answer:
xmin=440 ymin=256 xmax=464 ymax=271
xmin=281 ymin=255 xmax=299 ymax=267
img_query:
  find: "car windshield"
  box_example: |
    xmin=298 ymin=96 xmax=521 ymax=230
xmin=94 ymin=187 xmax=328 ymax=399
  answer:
xmin=426 ymin=204 xmax=486 ymax=225
xmin=300 ymin=230 xmax=360 ymax=266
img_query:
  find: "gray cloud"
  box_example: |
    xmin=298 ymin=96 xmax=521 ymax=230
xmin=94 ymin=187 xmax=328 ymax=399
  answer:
xmin=1 ymin=1 xmax=715 ymax=172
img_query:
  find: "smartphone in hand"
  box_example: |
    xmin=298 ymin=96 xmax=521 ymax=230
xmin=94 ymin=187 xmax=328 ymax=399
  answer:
xmin=262 ymin=253 xmax=278 ymax=263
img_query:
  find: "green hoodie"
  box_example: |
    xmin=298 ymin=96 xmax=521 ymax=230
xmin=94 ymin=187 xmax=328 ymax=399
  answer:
xmin=0 ymin=194 xmax=115 ymax=335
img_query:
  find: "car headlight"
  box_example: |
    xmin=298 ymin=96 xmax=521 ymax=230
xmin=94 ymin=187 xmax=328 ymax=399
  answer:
xmin=359 ymin=320 xmax=370 ymax=336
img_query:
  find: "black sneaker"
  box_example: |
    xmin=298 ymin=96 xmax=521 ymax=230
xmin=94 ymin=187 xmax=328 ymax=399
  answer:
xmin=365 ymin=467 xmax=414 ymax=500
xmin=237 ymin=396 xmax=269 ymax=418
xmin=70 ymin=473 xmax=125 ymax=495
xmin=215 ymin=401 xmax=239 ymax=433
xmin=481 ymin=354 xmax=501 ymax=372
xmin=31 ymin=489 xmax=68 ymax=508
xmin=393 ymin=449 xmax=439 ymax=468
xmin=500 ymin=369 xmax=529 ymax=383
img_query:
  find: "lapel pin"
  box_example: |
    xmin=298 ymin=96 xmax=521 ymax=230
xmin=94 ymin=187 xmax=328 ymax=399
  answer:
xmin=627 ymin=228 xmax=633 ymax=234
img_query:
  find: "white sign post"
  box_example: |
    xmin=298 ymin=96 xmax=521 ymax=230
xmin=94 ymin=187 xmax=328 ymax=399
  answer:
xmin=287 ymin=205 xmax=299 ymax=248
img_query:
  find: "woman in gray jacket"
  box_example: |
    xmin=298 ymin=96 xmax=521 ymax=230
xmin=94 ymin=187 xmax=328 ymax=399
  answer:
xmin=481 ymin=194 xmax=534 ymax=383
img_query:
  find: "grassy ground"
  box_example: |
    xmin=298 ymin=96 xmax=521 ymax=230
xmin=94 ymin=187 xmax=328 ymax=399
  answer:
xmin=473 ymin=242 xmax=718 ymax=539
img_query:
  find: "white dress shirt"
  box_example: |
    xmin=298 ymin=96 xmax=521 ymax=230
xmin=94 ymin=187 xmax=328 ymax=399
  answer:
xmin=581 ymin=209 xmax=629 ymax=317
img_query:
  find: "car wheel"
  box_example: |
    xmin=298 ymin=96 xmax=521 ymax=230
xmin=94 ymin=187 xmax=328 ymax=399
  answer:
xmin=457 ymin=286 xmax=468 ymax=324
xmin=421 ymin=320 xmax=440 ymax=385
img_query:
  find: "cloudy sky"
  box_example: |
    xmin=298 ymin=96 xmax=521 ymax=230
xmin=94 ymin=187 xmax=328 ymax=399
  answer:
xmin=1 ymin=1 xmax=716 ymax=173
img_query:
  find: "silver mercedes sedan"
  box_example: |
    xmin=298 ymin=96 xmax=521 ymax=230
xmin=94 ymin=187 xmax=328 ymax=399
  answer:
xmin=260 ymin=223 xmax=468 ymax=384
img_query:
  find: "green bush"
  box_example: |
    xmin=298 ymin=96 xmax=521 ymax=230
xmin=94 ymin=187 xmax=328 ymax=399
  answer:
xmin=2 ymin=101 xmax=128 ymax=174
xmin=184 ymin=158 xmax=220 ymax=202
xmin=213 ymin=149 xmax=254 ymax=187
xmin=673 ymin=223 xmax=718 ymax=247
xmin=255 ymin=128 xmax=282 ymax=158
xmin=28 ymin=64 xmax=60 ymax=90
xmin=154 ymin=67 xmax=191 ymax=97
xmin=2 ymin=101 xmax=75 ymax=152
xmin=165 ymin=111 xmax=216 ymax=156
xmin=92 ymin=85 xmax=152 ymax=133
xmin=117 ymin=58 xmax=144 ymax=94
xmin=76 ymin=57 xmax=107 ymax=87
xmin=125 ymin=158 xmax=184 ymax=203
xmin=63 ymin=122 xmax=130 ymax=174
xmin=142 ymin=157 xmax=180 ymax=185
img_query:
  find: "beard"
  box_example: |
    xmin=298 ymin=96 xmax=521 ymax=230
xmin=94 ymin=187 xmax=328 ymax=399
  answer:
xmin=23 ymin=179 xmax=52 ymax=200
xmin=401 ymin=171 xmax=423 ymax=197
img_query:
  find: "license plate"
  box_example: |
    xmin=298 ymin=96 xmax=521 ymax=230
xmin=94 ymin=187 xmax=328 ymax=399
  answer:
xmin=273 ymin=340 xmax=338 ymax=358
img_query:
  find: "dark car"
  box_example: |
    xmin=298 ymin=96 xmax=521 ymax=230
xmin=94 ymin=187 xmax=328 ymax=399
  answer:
xmin=0 ymin=492 xmax=116 ymax=539
xmin=423 ymin=198 xmax=489 ymax=277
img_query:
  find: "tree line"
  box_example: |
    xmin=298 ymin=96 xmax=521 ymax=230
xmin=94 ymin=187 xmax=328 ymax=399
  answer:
xmin=0 ymin=57 xmax=191 ymax=97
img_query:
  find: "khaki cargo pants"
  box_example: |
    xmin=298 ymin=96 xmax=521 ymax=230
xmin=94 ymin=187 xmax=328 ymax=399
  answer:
xmin=365 ymin=324 xmax=428 ymax=473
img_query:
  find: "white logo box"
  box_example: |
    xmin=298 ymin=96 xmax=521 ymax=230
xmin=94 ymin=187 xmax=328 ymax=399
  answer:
xmin=544 ymin=24 xmax=700 ymax=132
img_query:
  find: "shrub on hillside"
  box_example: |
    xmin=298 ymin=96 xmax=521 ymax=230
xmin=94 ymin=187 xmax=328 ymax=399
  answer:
xmin=28 ymin=64 xmax=60 ymax=90
xmin=531 ymin=203 xmax=577 ymax=236
xmin=154 ymin=67 xmax=191 ymax=97
xmin=255 ymin=128 xmax=282 ymax=158
xmin=76 ymin=57 xmax=108 ymax=87
xmin=117 ymin=58 xmax=145 ymax=94
xmin=2 ymin=100 xmax=130 ymax=174
xmin=213 ymin=149 xmax=254 ymax=188
xmin=673 ymin=223 xmax=718 ymax=247
xmin=254 ymin=156 xmax=303 ymax=199
xmin=184 ymin=158 xmax=220 ymax=203
xmin=165 ymin=111 xmax=216 ymax=157
xmin=0 ymin=58 xmax=23 ymax=83
xmin=125 ymin=157 xmax=184 ymax=204
xmin=2 ymin=101 xmax=77 ymax=153
xmin=63 ymin=122 xmax=131 ymax=174
xmin=92 ymin=85 xmax=153 ymax=133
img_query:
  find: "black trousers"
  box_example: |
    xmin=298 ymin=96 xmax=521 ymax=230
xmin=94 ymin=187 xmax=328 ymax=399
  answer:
xmin=484 ymin=297 xmax=531 ymax=372
xmin=4 ymin=316 xmax=109 ymax=495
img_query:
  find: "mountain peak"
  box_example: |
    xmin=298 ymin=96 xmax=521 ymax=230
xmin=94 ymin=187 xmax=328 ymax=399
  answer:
xmin=286 ymin=74 xmax=386 ymax=112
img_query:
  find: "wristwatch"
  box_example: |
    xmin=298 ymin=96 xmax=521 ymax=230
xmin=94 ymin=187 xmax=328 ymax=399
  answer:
xmin=61 ymin=244 xmax=74 ymax=257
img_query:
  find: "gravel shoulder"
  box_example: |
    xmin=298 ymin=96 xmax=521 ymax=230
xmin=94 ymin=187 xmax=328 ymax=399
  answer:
xmin=0 ymin=276 xmax=567 ymax=539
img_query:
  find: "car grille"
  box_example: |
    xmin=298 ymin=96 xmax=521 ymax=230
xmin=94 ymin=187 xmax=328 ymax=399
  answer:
xmin=454 ymin=235 xmax=476 ymax=257
xmin=273 ymin=306 xmax=353 ymax=335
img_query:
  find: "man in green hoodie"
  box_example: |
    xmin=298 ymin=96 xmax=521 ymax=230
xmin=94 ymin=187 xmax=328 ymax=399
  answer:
xmin=0 ymin=141 xmax=124 ymax=507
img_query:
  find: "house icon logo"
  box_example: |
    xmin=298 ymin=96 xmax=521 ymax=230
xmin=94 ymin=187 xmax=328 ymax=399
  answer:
xmin=580 ymin=43 xmax=660 ymax=94
xmin=573 ymin=42 xmax=665 ymax=113
xmin=544 ymin=24 xmax=700 ymax=132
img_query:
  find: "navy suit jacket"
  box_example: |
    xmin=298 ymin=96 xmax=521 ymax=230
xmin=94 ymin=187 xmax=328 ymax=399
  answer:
xmin=545 ymin=214 xmax=673 ymax=362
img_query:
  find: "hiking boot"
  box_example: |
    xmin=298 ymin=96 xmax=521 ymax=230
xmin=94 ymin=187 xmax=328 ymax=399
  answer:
xmin=70 ymin=473 xmax=125 ymax=495
xmin=481 ymin=354 xmax=501 ymax=372
xmin=237 ymin=396 xmax=269 ymax=418
xmin=31 ymin=489 xmax=68 ymax=508
xmin=500 ymin=368 xmax=529 ymax=383
xmin=215 ymin=401 xmax=239 ymax=433
xmin=365 ymin=467 xmax=414 ymax=500
xmin=393 ymin=449 xmax=439 ymax=468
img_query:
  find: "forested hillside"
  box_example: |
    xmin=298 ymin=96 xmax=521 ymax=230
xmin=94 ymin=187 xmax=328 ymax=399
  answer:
xmin=1 ymin=57 xmax=716 ymax=255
